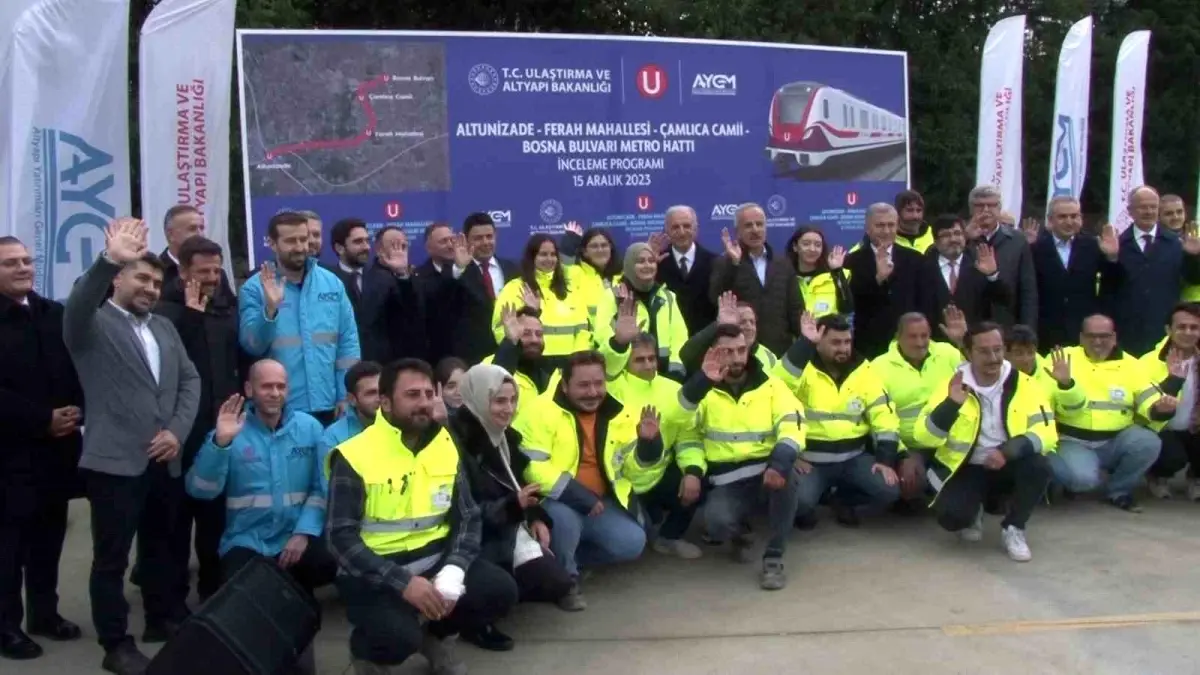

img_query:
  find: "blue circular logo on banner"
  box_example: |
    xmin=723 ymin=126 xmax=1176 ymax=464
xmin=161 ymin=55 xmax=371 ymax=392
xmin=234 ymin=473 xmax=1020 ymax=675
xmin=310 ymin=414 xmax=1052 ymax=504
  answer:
xmin=767 ymin=194 xmax=787 ymax=217
xmin=468 ymin=64 xmax=500 ymax=95
xmin=539 ymin=199 xmax=563 ymax=224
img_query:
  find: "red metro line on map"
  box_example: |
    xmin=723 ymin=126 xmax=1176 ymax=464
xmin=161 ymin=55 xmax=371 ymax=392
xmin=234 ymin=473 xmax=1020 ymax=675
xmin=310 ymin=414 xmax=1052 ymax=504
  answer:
xmin=766 ymin=81 xmax=906 ymax=168
xmin=263 ymin=74 xmax=389 ymax=160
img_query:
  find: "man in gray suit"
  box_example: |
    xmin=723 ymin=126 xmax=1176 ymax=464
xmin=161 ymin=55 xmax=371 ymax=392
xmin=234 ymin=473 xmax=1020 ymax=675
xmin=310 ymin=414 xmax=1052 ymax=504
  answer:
xmin=966 ymin=184 xmax=1038 ymax=330
xmin=63 ymin=217 xmax=200 ymax=675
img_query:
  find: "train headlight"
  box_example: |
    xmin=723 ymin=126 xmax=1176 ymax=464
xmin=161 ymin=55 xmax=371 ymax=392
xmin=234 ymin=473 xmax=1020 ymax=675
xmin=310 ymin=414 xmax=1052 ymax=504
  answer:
xmin=803 ymin=127 xmax=815 ymax=140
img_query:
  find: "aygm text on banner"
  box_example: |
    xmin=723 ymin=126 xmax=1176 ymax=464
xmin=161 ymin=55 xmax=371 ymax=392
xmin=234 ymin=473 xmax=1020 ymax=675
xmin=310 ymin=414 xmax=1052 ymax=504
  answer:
xmin=237 ymin=31 xmax=910 ymax=265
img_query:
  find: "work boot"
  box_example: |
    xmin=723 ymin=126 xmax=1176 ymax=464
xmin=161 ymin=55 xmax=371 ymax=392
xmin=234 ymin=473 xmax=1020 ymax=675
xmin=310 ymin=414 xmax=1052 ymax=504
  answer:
xmin=759 ymin=558 xmax=787 ymax=591
xmin=101 ymin=640 xmax=151 ymax=675
xmin=26 ymin=614 xmax=82 ymax=641
xmin=420 ymin=632 xmax=468 ymax=675
xmin=556 ymin=581 xmax=587 ymax=612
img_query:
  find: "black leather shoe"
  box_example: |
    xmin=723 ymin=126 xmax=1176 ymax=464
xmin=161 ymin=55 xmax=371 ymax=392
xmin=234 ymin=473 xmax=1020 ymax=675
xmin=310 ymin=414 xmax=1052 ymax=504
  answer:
xmin=0 ymin=629 xmax=43 ymax=660
xmin=462 ymin=623 xmax=515 ymax=652
xmin=27 ymin=615 xmax=82 ymax=641
xmin=102 ymin=641 xmax=151 ymax=675
xmin=833 ymin=503 xmax=861 ymax=528
xmin=141 ymin=619 xmax=181 ymax=644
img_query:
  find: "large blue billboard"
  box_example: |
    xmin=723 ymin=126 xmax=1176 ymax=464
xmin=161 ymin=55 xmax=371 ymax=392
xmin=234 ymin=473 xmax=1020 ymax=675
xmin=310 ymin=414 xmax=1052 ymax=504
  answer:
xmin=236 ymin=30 xmax=909 ymax=265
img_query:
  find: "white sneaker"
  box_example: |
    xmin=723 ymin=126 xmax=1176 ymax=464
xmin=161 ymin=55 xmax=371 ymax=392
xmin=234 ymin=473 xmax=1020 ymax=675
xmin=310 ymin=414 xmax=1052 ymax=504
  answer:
xmin=959 ymin=508 xmax=983 ymax=542
xmin=652 ymin=537 xmax=703 ymax=559
xmin=1188 ymin=480 xmax=1200 ymax=502
xmin=1002 ymin=525 xmax=1032 ymax=562
xmin=1147 ymin=477 xmax=1173 ymax=499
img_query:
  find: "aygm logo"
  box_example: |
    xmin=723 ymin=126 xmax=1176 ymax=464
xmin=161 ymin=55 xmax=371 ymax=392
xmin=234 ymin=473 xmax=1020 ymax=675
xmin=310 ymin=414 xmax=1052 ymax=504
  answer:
xmin=711 ymin=203 xmax=739 ymax=221
xmin=539 ymin=199 xmax=563 ymax=225
xmin=766 ymin=194 xmax=787 ymax=218
xmin=636 ymin=64 xmax=667 ymax=99
xmin=468 ymin=64 xmax=500 ymax=96
xmin=692 ymin=73 xmax=737 ymax=96
xmin=488 ymin=210 xmax=513 ymax=227
xmin=1050 ymin=114 xmax=1079 ymax=198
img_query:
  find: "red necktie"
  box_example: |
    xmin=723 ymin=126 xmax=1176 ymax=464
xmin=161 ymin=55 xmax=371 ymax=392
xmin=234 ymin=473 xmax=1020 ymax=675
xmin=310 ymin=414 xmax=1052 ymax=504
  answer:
xmin=480 ymin=260 xmax=495 ymax=299
xmin=948 ymin=262 xmax=959 ymax=294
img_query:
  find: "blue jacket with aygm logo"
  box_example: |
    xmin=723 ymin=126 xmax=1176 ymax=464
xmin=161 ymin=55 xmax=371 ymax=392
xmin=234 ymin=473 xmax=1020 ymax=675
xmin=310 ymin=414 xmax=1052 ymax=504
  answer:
xmin=186 ymin=405 xmax=327 ymax=556
xmin=238 ymin=258 xmax=361 ymax=413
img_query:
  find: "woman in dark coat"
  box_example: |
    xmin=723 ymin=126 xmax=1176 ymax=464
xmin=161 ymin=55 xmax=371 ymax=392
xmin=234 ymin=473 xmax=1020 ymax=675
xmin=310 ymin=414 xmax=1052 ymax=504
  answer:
xmin=449 ymin=364 xmax=572 ymax=651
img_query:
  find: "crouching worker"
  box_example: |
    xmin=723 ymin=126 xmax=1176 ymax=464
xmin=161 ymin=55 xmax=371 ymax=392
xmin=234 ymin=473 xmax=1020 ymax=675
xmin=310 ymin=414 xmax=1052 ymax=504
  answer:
xmin=325 ymin=359 xmax=517 ymax=675
xmin=515 ymin=351 xmax=665 ymax=611
xmin=186 ymin=360 xmax=336 ymax=674
xmin=913 ymin=323 xmax=1056 ymax=562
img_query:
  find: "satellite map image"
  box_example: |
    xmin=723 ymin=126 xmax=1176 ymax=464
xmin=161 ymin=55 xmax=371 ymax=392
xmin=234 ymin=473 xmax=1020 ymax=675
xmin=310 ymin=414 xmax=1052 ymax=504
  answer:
xmin=240 ymin=39 xmax=451 ymax=197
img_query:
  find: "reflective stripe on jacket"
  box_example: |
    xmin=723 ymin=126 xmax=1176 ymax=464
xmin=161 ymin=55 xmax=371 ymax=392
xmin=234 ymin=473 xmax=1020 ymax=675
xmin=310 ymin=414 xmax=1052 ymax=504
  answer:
xmin=798 ymin=270 xmax=851 ymax=319
xmin=491 ymin=274 xmax=591 ymax=358
xmin=186 ymin=405 xmax=327 ymax=557
xmin=1055 ymin=346 xmax=1159 ymax=441
xmin=607 ymin=371 xmax=695 ymax=493
xmin=594 ymin=284 xmax=689 ymax=379
xmin=872 ymin=340 xmax=963 ymax=451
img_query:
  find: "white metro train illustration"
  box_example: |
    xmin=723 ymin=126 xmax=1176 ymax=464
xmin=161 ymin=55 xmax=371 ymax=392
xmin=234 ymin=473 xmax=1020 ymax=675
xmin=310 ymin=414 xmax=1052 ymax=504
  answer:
xmin=765 ymin=81 xmax=907 ymax=168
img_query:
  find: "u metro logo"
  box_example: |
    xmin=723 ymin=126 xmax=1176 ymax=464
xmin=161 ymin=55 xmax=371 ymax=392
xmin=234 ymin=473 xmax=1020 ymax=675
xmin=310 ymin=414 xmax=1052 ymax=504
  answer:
xmin=636 ymin=64 xmax=667 ymax=99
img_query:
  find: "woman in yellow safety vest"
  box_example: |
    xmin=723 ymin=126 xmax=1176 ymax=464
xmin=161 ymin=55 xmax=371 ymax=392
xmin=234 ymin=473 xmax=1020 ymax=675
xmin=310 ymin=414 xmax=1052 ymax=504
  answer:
xmin=560 ymin=223 xmax=622 ymax=323
xmin=787 ymin=226 xmax=852 ymax=319
xmin=492 ymin=234 xmax=591 ymax=365
xmin=594 ymin=242 xmax=690 ymax=379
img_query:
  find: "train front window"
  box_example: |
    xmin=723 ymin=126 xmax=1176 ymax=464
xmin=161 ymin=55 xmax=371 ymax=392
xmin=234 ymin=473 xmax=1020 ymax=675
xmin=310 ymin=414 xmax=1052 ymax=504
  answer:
xmin=777 ymin=89 xmax=814 ymax=124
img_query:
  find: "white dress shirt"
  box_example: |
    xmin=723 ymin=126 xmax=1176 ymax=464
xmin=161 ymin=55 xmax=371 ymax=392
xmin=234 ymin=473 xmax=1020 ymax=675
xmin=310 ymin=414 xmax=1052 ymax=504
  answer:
xmin=1135 ymin=225 xmax=1158 ymax=252
xmin=748 ymin=250 xmax=767 ymax=286
xmin=1054 ymin=236 xmax=1073 ymax=268
xmin=109 ymin=300 xmax=161 ymax=384
xmin=938 ymin=255 xmax=961 ymax=291
xmin=479 ymin=257 xmax=505 ymax=291
xmin=674 ymin=243 xmax=696 ymax=276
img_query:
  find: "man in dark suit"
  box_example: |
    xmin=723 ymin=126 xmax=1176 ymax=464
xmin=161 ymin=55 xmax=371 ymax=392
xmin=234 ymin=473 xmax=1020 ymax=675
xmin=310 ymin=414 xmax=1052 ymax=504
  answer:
xmin=0 ymin=237 xmax=86 ymax=660
xmin=967 ymin=185 xmax=1038 ymax=329
xmin=326 ymin=217 xmax=371 ymax=323
xmin=63 ymin=218 xmax=200 ymax=674
xmin=415 ymin=222 xmax=462 ymax=365
xmin=920 ymin=214 xmax=1011 ymax=341
xmin=1102 ymin=185 xmax=1200 ymax=355
xmin=360 ymin=227 xmax=428 ymax=364
xmin=452 ymin=212 xmax=518 ymax=364
xmin=708 ymin=203 xmax=801 ymax=355
xmin=1031 ymin=196 xmax=1110 ymax=349
xmin=846 ymin=203 xmax=926 ymax=358
xmin=657 ymin=205 xmax=717 ymax=334
xmin=153 ymin=236 xmax=241 ymax=607
xmin=157 ymin=204 xmax=235 ymax=304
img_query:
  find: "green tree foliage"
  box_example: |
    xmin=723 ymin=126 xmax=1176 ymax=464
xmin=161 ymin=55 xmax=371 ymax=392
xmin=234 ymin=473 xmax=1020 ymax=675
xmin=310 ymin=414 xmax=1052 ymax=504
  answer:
xmin=125 ymin=0 xmax=1199 ymax=266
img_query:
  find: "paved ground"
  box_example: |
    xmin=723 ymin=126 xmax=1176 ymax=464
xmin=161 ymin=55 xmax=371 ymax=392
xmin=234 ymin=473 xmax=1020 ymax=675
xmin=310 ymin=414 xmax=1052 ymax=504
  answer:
xmin=16 ymin=494 xmax=1200 ymax=674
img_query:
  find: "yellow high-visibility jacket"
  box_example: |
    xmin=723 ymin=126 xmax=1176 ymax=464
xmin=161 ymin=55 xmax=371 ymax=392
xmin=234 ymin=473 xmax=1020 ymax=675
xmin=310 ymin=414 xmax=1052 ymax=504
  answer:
xmin=1139 ymin=337 xmax=1193 ymax=432
xmin=797 ymin=269 xmax=852 ymax=319
xmin=594 ymin=284 xmax=689 ymax=379
xmin=607 ymin=371 xmax=695 ymax=494
xmin=491 ymin=270 xmax=591 ymax=358
xmin=1056 ymin=346 xmax=1162 ymax=440
xmin=872 ymin=340 xmax=963 ymax=452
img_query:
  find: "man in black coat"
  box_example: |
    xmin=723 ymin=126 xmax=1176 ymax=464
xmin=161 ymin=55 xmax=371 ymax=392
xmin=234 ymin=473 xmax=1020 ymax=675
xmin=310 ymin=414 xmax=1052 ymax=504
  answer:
xmin=657 ymin=205 xmax=717 ymax=334
xmin=1101 ymin=185 xmax=1200 ymax=355
xmin=325 ymin=217 xmax=371 ymax=328
xmin=1030 ymin=196 xmax=1111 ymax=349
xmin=920 ymin=215 xmax=1012 ymax=341
xmin=158 ymin=204 xmax=236 ymax=305
xmin=0 ymin=236 xmax=86 ymax=660
xmin=453 ymin=212 xmax=519 ymax=365
xmin=966 ymin=185 xmax=1038 ymax=329
xmin=415 ymin=222 xmax=463 ymax=366
xmin=152 ymin=236 xmax=241 ymax=606
xmin=360 ymin=227 xmax=429 ymax=364
xmin=846 ymin=203 xmax=926 ymax=358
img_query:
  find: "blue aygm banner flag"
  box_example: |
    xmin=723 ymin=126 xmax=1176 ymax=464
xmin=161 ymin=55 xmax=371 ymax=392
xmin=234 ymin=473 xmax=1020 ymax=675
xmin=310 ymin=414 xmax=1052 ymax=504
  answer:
xmin=236 ymin=30 xmax=910 ymax=265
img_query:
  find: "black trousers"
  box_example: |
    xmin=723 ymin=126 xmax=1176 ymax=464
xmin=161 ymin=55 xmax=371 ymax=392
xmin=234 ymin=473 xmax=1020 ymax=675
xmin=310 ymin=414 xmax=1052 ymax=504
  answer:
xmin=337 ymin=558 xmax=518 ymax=665
xmin=0 ymin=487 xmax=70 ymax=630
xmin=1152 ymin=430 xmax=1200 ymax=478
xmin=933 ymin=453 xmax=1050 ymax=532
xmin=309 ymin=410 xmax=337 ymax=427
xmin=512 ymin=555 xmax=573 ymax=604
xmin=638 ymin=463 xmax=698 ymax=541
xmin=166 ymin=493 xmax=226 ymax=603
xmin=85 ymin=465 xmax=184 ymax=650
xmin=220 ymin=542 xmax=338 ymax=595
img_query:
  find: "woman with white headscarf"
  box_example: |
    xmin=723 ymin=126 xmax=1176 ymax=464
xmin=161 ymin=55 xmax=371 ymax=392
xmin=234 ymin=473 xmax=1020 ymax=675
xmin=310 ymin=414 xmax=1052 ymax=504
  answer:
xmin=448 ymin=364 xmax=572 ymax=651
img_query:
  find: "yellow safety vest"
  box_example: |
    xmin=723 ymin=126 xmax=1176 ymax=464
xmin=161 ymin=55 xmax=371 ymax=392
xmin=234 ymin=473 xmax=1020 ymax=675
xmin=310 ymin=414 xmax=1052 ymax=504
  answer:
xmin=566 ymin=263 xmax=619 ymax=324
xmin=514 ymin=393 xmax=645 ymax=510
xmin=849 ymin=226 xmax=934 ymax=256
xmin=871 ymin=340 xmax=962 ymax=450
xmin=491 ymin=271 xmax=591 ymax=358
xmin=480 ymin=354 xmax=561 ymax=423
xmin=756 ymin=344 xmax=779 ymax=371
xmin=607 ymin=371 xmax=694 ymax=493
xmin=913 ymin=368 xmax=1057 ymax=497
xmin=774 ymin=354 xmax=899 ymax=463
xmin=1139 ymin=337 xmax=1187 ymax=432
xmin=797 ymin=270 xmax=850 ymax=319
xmin=1056 ymin=346 xmax=1160 ymax=438
xmin=677 ymin=368 xmax=806 ymax=484
xmin=594 ymin=285 xmax=689 ymax=378
xmin=327 ymin=412 xmax=460 ymax=558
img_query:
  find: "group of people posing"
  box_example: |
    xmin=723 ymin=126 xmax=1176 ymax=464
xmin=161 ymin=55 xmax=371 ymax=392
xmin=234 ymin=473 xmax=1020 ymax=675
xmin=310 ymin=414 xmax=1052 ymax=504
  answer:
xmin=1 ymin=182 xmax=1198 ymax=675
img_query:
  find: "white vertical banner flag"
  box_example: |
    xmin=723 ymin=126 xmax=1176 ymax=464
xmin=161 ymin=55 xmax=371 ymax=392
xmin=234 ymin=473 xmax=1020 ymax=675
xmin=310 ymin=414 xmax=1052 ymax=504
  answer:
xmin=1046 ymin=16 xmax=1093 ymax=206
xmin=1108 ymin=30 xmax=1150 ymax=233
xmin=976 ymin=15 xmax=1026 ymax=219
xmin=0 ymin=0 xmax=132 ymax=300
xmin=140 ymin=0 xmax=236 ymax=273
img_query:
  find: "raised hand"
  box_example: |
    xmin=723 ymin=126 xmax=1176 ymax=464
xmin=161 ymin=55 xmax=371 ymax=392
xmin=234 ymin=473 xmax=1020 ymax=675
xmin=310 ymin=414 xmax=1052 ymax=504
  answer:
xmin=452 ymin=232 xmax=472 ymax=268
xmin=874 ymin=245 xmax=894 ymax=284
xmin=105 ymin=217 xmax=148 ymax=264
xmin=947 ymin=370 xmax=969 ymax=404
xmin=520 ymin=283 xmax=541 ymax=312
xmin=499 ymin=304 xmax=523 ymax=344
xmin=647 ymin=231 xmax=670 ymax=256
xmin=431 ymin=383 xmax=448 ymax=424
xmin=637 ymin=405 xmax=661 ymax=441
xmin=716 ymin=290 xmax=740 ymax=326
xmin=964 ymin=214 xmax=983 ymax=241
xmin=1099 ymin=223 xmax=1120 ymax=260
xmin=1048 ymin=346 xmax=1072 ymax=385
xmin=378 ymin=236 xmax=410 ymax=275
xmin=1020 ymin=217 xmax=1041 ymax=245
xmin=612 ymin=295 xmax=640 ymax=346
xmin=827 ymin=245 xmax=846 ymax=271
xmin=800 ymin=311 xmax=822 ymax=343
xmin=974 ymin=243 xmax=998 ymax=277
xmin=1167 ymin=348 xmax=1189 ymax=379
xmin=563 ymin=220 xmax=584 ymax=237
xmin=184 ymin=277 xmax=209 ymax=312
xmin=259 ymin=262 xmax=284 ymax=318
xmin=939 ymin=304 xmax=968 ymax=346
xmin=701 ymin=346 xmax=729 ymax=383
xmin=214 ymin=394 xmax=247 ymax=447
xmin=1183 ymin=229 xmax=1200 ymax=256
xmin=720 ymin=227 xmax=742 ymax=264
